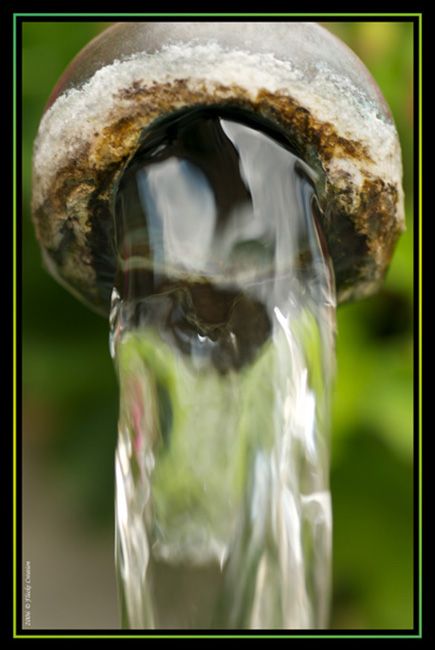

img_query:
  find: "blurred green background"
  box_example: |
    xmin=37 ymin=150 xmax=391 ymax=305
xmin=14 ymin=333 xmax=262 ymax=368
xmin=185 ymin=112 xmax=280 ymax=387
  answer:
xmin=22 ymin=21 xmax=414 ymax=630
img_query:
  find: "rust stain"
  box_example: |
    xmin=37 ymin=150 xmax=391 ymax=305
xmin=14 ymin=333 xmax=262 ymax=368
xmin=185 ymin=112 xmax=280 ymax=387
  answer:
xmin=33 ymin=79 xmax=402 ymax=313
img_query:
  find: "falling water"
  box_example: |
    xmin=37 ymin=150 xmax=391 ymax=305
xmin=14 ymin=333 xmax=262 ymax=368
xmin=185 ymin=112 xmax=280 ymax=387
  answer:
xmin=110 ymin=108 xmax=336 ymax=630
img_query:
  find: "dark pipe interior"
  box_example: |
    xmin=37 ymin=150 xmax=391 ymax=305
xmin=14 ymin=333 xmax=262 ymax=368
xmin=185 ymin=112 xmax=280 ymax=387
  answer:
xmin=114 ymin=108 xmax=328 ymax=372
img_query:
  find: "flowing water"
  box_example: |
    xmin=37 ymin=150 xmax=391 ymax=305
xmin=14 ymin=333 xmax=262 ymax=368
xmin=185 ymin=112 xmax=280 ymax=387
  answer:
xmin=110 ymin=108 xmax=336 ymax=630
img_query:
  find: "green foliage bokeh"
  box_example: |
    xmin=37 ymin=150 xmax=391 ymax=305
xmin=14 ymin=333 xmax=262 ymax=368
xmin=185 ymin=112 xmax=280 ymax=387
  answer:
xmin=22 ymin=21 xmax=414 ymax=630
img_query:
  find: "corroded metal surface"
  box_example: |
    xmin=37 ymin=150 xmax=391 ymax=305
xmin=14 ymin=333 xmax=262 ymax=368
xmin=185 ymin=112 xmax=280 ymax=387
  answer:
xmin=32 ymin=23 xmax=404 ymax=313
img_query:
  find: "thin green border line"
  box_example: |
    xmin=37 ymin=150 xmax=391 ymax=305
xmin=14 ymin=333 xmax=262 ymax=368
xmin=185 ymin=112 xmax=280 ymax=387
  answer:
xmin=14 ymin=13 xmax=420 ymax=639
xmin=418 ymin=12 xmax=423 ymax=639
xmin=14 ymin=634 xmax=422 ymax=640
xmin=14 ymin=12 xmax=422 ymax=17
xmin=12 ymin=12 xmax=17 ymax=640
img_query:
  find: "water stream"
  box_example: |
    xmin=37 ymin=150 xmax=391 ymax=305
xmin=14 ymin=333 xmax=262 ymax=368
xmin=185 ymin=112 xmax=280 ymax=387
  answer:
xmin=110 ymin=108 xmax=336 ymax=629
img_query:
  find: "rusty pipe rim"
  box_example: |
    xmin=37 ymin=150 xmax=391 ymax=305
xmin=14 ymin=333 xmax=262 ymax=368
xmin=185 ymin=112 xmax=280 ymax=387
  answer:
xmin=32 ymin=22 xmax=405 ymax=315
